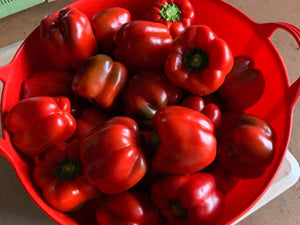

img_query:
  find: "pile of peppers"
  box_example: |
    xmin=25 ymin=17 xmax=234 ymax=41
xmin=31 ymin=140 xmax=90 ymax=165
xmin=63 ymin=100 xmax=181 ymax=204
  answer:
xmin=4 ymin=1 xmax=276 ymax=225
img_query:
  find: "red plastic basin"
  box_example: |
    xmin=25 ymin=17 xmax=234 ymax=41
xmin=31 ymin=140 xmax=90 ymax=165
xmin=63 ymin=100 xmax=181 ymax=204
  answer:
xmin=0 ymin=0 xmax=299 ymax=224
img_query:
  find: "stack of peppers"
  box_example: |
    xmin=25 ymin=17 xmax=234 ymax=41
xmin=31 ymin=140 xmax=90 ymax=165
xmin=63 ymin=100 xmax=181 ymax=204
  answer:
xmin=4 ymin=0 xmax=276 ymax=225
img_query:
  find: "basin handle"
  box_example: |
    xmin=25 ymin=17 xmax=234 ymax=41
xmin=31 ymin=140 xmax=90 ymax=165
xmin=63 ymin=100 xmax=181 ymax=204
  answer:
xmin=0 ymin=62 xmax=14 ymax=162
xmin=259 ymin=22 xmax=300 ymax=121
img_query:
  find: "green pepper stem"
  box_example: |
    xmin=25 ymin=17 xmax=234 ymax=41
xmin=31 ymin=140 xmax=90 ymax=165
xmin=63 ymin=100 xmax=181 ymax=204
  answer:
xmin=184 ymin=48 xmax=209 ymax=72
xmin=55 ymin=158 xmax=81 ymax=181
xmin=168 ymin=199 xmax=188 ymax=220
xmin=160 ymin=3 xmax=181 ymax=22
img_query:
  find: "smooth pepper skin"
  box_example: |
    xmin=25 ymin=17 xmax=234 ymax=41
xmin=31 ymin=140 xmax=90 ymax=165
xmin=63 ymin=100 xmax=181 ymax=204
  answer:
xmin=164 ymin=25 xmax=233 ymax=96
xmin=91 ymin=7 xmax=131 ymax=54
xmin=72 ymin=106 xmax=109 ymax=142
xmin=151 ymin=106 xmax=217 ymax=174
xmin=80 ymin=117 xmax=147 ymax=194
xmin=5 ymin=96 xmax=76 ymax=156
xmin=34 ymin=140 xmax=101 ymax=212
xmin=96 ymin=190 xmax=159 ymax=225
xmin=181 ymin=95 xmax=221 ymax=131
xmin=21 ymin=70 xmax=75 ymax=99
xmin=72 ymin=54 xmax=128 ymax=108
xmin=218 ymin=114 xmax=276 ymax=179
xmin=219 ymin=55 xmax=265 ymax=111
xmin=147 ymin=0 xmax=195 ymax=38
xmin=113 ymin=20 xmax=173 ymax=71
xmin=39 ymin=7 xmax=98 ymax=70
xmin=21 ymin=70 xmax=88 ymax=119
xmin=123 ymin=70 xmax=182 ymax=128
xmin=151 ymin=173 xmax=225 ymax=225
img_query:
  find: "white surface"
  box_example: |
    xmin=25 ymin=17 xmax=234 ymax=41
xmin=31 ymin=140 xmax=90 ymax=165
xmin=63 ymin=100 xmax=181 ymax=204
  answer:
xmin=233 ymin=151 xmax=300 ymax=224
xmin=0 ymin=42 xmax=299 ymax=225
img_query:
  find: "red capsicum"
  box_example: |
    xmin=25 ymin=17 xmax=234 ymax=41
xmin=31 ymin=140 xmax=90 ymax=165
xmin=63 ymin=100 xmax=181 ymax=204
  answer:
xmin=218 ymin=114 xmax=276 ymax=179
xmin=80 ymin=117 xmax=147 ymax=194
xmin=95 ymin=190 xmax=159 ymax=225
xmin=39 ymin=7 xmax=98 ymax=70
xmin=123 ymin=70 xmax=182 ymax=129
xmin=219 ymin=55 xmax=265 ymax=111
xmin=5 ymin=96 xmax=76 ymax=156
xmin=34 ymin=140 xmax=101 ymax=212
xmin=113 ymin=20 xmax=173 ymax=71
xmin=181 ymin=95 xmax=221 ymax=131
xmin=72 ymin=54 xmax=128 ymax=108
xmin=72 ymin=106 xmax=109 ymax=141
xmin=151 ymin=106 xmax=217 ymax=174
xmin=91 ymin=7 xmax=131 ymax=54
xmin=21 ymin=70 xmax=89 ymax=119
xmin=22 ymin=70 xmax=74 ymax=99
xmin=147 ymin=0 xmax=195 ymax=38
xmin=164 ymin=25 xmax=233 ymax=96
xmin=151 ymin=173 xmax=225 ymax=225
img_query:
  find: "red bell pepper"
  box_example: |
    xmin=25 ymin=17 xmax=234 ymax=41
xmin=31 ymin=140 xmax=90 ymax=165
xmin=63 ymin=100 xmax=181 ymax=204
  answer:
xmin=95 ymin=190 xmax=159 ymax=225
xmin=113 ymin=20 xmax=173 ymax=71
xmin=72 ymin=106 xmax=109 ymax=141
xmin=21 ymin=70 xmax=74 ymax=99
xmin=219 ymin=55 xmax=265 ymax=111
xmin=151 ymin=173 xmax=225 ymax=225
xmin=164 ymin=25 xmax=233 ymax=96
xmin=217 ymin=114 xmax=276 ymax=179
xmin=80 ymin=117 xmax=147 ymax=194
xmin=39 ymin=7 xmax=98 ymax=70
xmin=21 ymin=70 xmax=89 ymax=119
xmin=151 ymin=106 xmax=217 ymax=174
xmin=34 ymin=140 xmax=100 ymax=212
xmin=123 ymin=70 xmax=182 ymax=129
xmin=5 ymin=96 xmax=76 ymax=156
xmin=147 ymin=0 xmax=195 ymax=38
xmin=72 ymin=54 xmax=128 ymax=108
xmin=91 ymin=7 xmax=131 ymax=54
xmin=181 ymin=96 xmax=221 ymax=131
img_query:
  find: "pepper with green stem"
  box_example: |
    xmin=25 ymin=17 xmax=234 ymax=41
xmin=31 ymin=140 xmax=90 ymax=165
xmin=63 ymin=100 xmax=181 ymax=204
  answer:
xmin=34 ymin=140 xmax=101 ymax=212
xmin=148 ymin=0 xmax=195 ymax=38
xmin=151 ymin=173 xmax=225 ymax=225
xmin=164 ymin=25 xmax=234 ymax=96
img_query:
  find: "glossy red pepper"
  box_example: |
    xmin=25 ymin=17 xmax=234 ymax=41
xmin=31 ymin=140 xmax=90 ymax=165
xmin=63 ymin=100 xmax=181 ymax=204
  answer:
xmin=80 ymin=117 xmax=147 ymax=194
xmin=151 ymin=173 xmax=225 ymax=225
xmin=21 ymin=70 xmax=88 ymax=119
xmin=21 ymin=70 xmax=74 ymax=99
xmin=39 ymin=7 xmax=98 ymax=70
xmin=91 ymin=7 xmax=131 ymax=54
xmin=181 ymin=95 xmax=221 ymax=131
xmin=72 ymin=54 xmax=128 ymax=108
xmin=96 ymin=190 xmax=159 ymax=225
xmin=113 ymin=20 xmax=173 ymax=71
xmin=217 ymin=114 xmax=276 ymax=179
xmin=164 ymin=25 xmax=233 ymax=96
xmin=151 ymin=106 xmax=217 ymax=174
xmin=34 ymin=140 xmax=100 ymax=212
xmin=5 ymin=96 xmax=76 ymax=156
xmin=219 ymin=56 xmax=265 ymax=111
xmin=72 ymin=106 xmax=109 ymax=141
xmin=124 ymin=70 xmax=182 ymax=129
xmin=147 ymin=0 xmax=195 ymax=38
